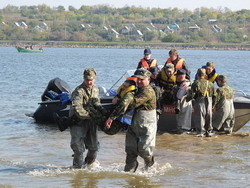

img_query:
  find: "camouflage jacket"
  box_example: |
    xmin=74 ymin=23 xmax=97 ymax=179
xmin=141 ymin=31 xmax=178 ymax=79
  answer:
xmin=109 ymin=91 xmax=134 ymax=120
xmin=215 ymin=85 xmax=234 ymax=106
xmin=69 ymin=83 xmax=105 ymax=120
xmin=187 ymin=78 xmax=216 ymax=101
xmin=131 ymin=85 xmax=156 ymax=111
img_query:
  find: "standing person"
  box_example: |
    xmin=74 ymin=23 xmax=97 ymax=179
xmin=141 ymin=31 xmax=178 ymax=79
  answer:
xmin=124 ymin=69 xmax=157 ymax=172
xmin=158 ymin=63 xmax=176 ymax=105
xmin=137 ymin=48 xmax=159 ymax=70
xmin=186 ymin=68 xmax=216 ymax=137
xmin=69 ymin=68 xmax=106 ymax=169
xmin=165 ymin=49 xmax=191 ymax=79
xmin=213 ymin=75 xmax=235 ymax=134
xmin=149 ymin=67 xmax=161 ymax=114
xmin=172 ymin=69 xmax=192 ymax=133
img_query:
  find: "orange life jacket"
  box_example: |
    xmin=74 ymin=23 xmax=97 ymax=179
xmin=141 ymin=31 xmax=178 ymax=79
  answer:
xmin=141 ymin=59 xmax=157 ymax=69
xmin=166 ymin=58 xmax=184 ymax=69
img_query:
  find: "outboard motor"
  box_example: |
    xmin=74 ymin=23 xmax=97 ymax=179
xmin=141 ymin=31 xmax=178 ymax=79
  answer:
xmin=41 ymin=77 xmax=71 ymax=101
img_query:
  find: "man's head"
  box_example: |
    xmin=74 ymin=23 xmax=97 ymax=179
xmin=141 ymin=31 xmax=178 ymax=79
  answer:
xmin=176 ymin=69 xmax=186 ymax=81
xmin=216 ymin=75 xmax=227 ymax=87
xmin=134 ymin=68 xmax=151 ymax=88
xmin=83 ymin=68 xmax=96 ymax=88
xmin=169 ymin=49 xmax=178 ymax=61
xmin=206 ymin=62 xmax=215 ymax=75
xmin=123 ymin=77 xmax=137 ymax=88
xmin=196 ymin=68 xmax=206 ymax=79
xmin=144 ymin=48 xmax=152 ymax=60
xmin=149 ymin=67 xmax=159 ymax=79
xmin=164 ymin=63 xmax=175 ymax=77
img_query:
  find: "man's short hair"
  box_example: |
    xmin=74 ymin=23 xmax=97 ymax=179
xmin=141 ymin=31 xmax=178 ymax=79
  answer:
xmin=169 ymin=49 xmax=178 ymax=56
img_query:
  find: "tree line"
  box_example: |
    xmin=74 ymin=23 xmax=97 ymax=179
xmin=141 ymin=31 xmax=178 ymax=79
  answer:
xmin=0 ymin=4 xmax=249 ymax=43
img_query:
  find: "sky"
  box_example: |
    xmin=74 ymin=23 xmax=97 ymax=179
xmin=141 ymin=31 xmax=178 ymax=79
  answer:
xmin=0 ymin=0 xmax=249 ymax=11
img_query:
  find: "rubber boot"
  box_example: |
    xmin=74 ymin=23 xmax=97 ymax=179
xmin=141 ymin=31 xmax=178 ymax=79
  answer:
xmin=124 ymin=154 xmax=138 ymax=172
xmin=83 ymin=150 xmax=97 ymax=168
xmin=144 ymin=156 xmax=154 ymax=170
xmin=124 ymin=161 xmax=138 ymax=173
xmin=72 ymin=153 xmax=84 ymax=168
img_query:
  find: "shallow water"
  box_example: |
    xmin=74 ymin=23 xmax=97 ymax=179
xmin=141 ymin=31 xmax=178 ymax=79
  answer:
xmin=0 ymin=47 xmax=249 ymax=187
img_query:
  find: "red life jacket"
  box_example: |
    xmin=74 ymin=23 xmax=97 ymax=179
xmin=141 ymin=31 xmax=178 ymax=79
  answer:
xmin=141 ymin=59 xmax=157 ymax=69
xmin=166 ymin=58 xmax=184 ymax=69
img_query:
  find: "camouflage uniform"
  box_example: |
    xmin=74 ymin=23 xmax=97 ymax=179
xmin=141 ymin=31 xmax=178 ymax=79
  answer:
xmin=124 ymin=69 xmax=157 ymax=172
xmin=213 ymin=85 xmax=235 ymax=133
xmin=109 ymin=92 xmax=134 ymax=120
xmin=187 ymin=77 xmax=216 ymax=136
xmin=69 ymin=69 xmax=105 ymax=168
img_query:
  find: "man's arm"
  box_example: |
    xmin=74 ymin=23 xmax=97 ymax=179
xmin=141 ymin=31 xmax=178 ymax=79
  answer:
xmin=71 ymin=88 xmax=91 ymax=119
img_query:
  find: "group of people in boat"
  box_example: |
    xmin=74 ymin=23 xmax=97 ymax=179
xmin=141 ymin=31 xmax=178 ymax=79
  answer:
xmin=56 ymin=48 xmax=235 ymax=172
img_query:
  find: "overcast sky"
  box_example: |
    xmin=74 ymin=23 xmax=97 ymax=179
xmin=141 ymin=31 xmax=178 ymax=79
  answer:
xmin=0 ymin=0 xmax=249 ymax=11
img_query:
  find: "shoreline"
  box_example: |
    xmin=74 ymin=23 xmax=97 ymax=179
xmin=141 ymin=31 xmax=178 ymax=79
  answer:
xmin=1 ymin=41 xmax=250 ymax=51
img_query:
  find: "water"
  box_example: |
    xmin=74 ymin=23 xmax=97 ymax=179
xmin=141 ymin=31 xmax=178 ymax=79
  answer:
xmin=0 ymin=47 xmax=249 ymax=187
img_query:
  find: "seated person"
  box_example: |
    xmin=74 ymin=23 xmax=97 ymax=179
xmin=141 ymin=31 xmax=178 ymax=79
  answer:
xmin=137 ymin=48 xmax=159 ymax=70
xmin=164 ymin=49 xmax=191 ymax=79
xmin=195 ymin=62 xmax=219 ymax=83
xmin=105 ymin=78 xmax=137 ymax=131
xmin=157 ymin=63 xmax=176 ymax=105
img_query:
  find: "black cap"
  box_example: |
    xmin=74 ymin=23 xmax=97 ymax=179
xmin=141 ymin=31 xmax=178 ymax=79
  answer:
xmin=144 ymin=48 xmax=151 ymax=55
xmin=176 ymin=69 xmax=186 ymax=75
xmin=149 ymin=67 xmax=159 ymax=75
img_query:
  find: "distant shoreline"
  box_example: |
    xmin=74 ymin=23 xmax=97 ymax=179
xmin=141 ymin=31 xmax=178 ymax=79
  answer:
xmin=1 ymin=40 xmax=250 ymax=51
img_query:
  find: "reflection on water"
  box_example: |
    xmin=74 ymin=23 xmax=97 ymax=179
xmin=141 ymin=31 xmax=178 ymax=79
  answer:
xmin=0 ymin=47 xmax=249 ymax=187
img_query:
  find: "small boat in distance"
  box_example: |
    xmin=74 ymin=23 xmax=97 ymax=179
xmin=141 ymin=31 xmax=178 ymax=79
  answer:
xmin=16 ymin=46 xmax=43 ymax=53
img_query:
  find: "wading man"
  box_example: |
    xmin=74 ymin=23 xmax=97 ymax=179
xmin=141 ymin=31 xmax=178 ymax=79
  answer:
xmin=124 ymin=69 xmax=157 ymax=172
xmin=69 ymin=68 xmax=106 ymax=168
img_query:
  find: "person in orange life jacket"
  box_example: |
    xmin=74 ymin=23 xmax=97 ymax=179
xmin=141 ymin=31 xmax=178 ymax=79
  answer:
xmin=157 ymin=63 xmax=176 ymax=105
xmin=137 ymin=49 xmax=159 ymax=71
xmin=195 ymin=62 xmax=219 ymax=83
xmin=105 ymin=77 xmax=137 ymax=130
xmin=165 ymin=49 xmax=191 ymax=79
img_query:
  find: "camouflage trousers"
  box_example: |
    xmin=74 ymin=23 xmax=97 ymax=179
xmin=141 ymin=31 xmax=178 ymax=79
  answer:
xmin=193 ymin=97 xmax=213 ymax=135
xmin=70 ymin=119 xmax=98 ymax=168
xmin=213 ymin=99 xmax=235 ymax=132
xmin=125 ymin=110 xmax=157 ymax=171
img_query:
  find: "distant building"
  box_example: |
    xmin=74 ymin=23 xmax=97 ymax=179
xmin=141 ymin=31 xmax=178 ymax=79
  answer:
xmin=164 ymin=26 xmax=174 ymax=33
xmin=34 ymin=25 xmax=43 ymax=32
xmin=14 ymin=22 xmax=20 ymax=27
xmin=103 ymin=26 xmax=109 ymax=31
xmin=188 ymin=24 xmax=201 ymax=31
xmin=42 ymin=22 xmax=49 ymax=30
xmin=169 ymin=23 xmax=180 ymax=31
xmin=208 ymin=19 xmax=217 ymax=24
xmin=121 ymin=26 xmax=130 ymax=34
xmin=211 ymin=25 xmax=222 ymax=32
xmin=21 ymin=21 xmax=28 ymax=29
xmin=108 ymin=28 xmax=119 ymax=38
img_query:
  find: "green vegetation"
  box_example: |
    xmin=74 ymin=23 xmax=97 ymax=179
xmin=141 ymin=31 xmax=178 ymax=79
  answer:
xmin=0 ymin=5 xmax=249 ymax=44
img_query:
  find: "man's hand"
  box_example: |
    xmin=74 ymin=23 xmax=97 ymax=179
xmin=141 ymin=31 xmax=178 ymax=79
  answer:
xmin=105 ymin=118 xmax=113 ymax=129
xmin=112 ymin=97 xmax=119 ymax=105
